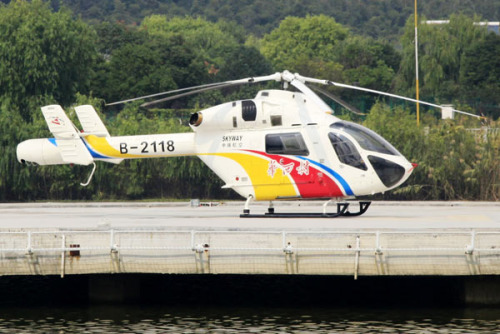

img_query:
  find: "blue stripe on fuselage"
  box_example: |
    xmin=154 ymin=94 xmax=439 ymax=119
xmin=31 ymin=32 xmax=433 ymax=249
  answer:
xmin=49 ymin=137 xmax=109 ymax=159
xmin=82 ymin=139 xmax=109 ymax=159
xmin=298 ymin=156 xmax=354 ymax=196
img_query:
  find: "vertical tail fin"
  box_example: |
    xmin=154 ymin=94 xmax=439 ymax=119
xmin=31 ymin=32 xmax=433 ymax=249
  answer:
xmin=41 ymin=105 xmax=80 ymax=138
xmin=41 ymin=105 xmax=93 ymax=165
xmin=74 ymin=105 xmax=110 ymax=137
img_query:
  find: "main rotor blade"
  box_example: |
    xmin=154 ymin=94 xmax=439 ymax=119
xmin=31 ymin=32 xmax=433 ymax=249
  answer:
xmin=140 ymin=82 xmax=243 ymax=108
xmin=294 ymin=73 xmax=482 ymax=119
xmin=106 ymin=72 xmax=283 ymax=107
xmin=105 ymin=82 xmax=229 ymax=106
xmin=309 ymin=86 xmax=366 ymax=116
xmin=105 ymin=70 xmax=481 ymax=119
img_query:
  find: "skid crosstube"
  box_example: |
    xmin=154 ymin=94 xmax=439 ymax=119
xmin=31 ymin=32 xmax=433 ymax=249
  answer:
xmin=240 ymin=201 xmax=371 ymax=218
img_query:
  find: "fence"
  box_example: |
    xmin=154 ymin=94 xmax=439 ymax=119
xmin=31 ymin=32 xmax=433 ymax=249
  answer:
xmin=0 ymin=230 xmax=499 ymax=278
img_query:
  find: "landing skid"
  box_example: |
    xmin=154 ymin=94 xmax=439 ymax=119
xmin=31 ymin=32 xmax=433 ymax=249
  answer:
xmin=240 ymin=201 xmax=371 ymax=218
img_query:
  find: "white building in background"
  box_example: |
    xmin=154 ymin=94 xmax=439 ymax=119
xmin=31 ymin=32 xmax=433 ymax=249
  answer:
xmin=425 ymin=20 xmax=500 ymax=34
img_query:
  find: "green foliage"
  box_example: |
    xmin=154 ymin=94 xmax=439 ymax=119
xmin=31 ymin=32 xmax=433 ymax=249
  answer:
xmin=217 ymin=45 xmax=273 ymax=81
xmin=1 ymin=2 xmax=499 ymax=202
xmin=94 ymin=21 xmax=146 ymax=56
xmin=460 ymin=33 xmax=500 ymax=119
xmin=396 ymin=13 xmax=500 ymax=119
xmin=97 ymin=38 xmax=178 ymax=102
xmin=365 ymin=103 xmax=499 ymax=200
xmin=260 ymin=15 xmax=348 ymax=72
xmin=47 ymin=0 xmax=500 ymax=42
xmin=336 ymin=36 xmax=399 ymax=90
xmin=135 ymin=15 xmax=271 ymax=106
xmin=259 ymin=16 xmax=399 ymax=113
xmin=141 ymin=16 xmax=239 ymax=67
xmin=0 ymin=96 xmax=94 ymax=201
xmin=92 ymin=25 xmax=209 ymax=104
xmin=0 ymin=0 xmax=97 ymax=120
xmin=396 ymin=14 xmax=487 ymax=101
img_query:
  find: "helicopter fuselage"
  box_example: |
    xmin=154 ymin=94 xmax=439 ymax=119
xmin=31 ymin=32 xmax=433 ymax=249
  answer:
xmin=191 ymin=89 xmax=414 ymax=200
xmin=17 ymin=88 xmax=415 ymax=201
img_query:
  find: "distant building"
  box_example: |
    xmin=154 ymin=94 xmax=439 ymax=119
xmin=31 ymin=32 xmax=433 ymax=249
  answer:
xmin=424 ymin=20 xmax=500 ymax=34
xmin=478 ymin=22 xmax=500 ymax=34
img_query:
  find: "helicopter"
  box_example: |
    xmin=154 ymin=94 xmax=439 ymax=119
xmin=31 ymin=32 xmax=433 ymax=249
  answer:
xmin=16 ymin=71 xmax=480 ymax=218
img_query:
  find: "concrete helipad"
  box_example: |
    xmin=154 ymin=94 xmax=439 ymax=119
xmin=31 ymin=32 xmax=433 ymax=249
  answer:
xmin=0 ymin=201 xmax=498 ymax=231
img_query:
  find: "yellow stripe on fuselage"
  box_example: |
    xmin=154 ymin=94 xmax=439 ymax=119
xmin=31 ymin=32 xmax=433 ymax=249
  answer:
xmin=213 ymin=152 xmax=298 ymax=200
xmin=84 ymin=136 xmax=298 ymax=200
xmin=84 ymin=135 xmax=144 ymax=158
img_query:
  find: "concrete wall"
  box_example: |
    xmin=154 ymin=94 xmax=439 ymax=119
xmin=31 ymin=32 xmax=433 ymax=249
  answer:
xmin=0 ymin=230 xmax=499 ymax=277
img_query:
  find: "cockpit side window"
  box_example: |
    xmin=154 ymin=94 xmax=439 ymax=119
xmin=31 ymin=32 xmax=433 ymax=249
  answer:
xmin=266 ymin=133 xmax=309 ymax=156
xmin=330 ymin=121 xmax=400 ymax=156
xmin=329 ymin=133 xmax=368 ymax=171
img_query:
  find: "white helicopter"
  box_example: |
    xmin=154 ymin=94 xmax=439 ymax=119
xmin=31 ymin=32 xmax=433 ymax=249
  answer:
xmin=16 ymin=71 xmax=478 ymax=217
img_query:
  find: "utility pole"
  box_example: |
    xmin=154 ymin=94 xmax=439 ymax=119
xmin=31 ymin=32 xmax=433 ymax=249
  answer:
xmin=415 ymin=0 xmax=420 ymax=126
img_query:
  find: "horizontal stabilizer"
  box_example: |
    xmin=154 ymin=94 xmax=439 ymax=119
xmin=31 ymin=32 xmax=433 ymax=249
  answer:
xmin=75 ymin=105 xmax=110 ymax=137
xmin=57 ymin=138 xmax=94 ymax=165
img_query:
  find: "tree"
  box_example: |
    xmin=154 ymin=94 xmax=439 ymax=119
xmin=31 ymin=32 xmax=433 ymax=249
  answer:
xmin=460 ymin=33 xmax=500 ymax=119
xmin=0 ymin=0 xmax=97 ymax=120
xmin=260 ymin=15 xmax=348 ymax=72
xmin=134 ymin=15 xmax=271 ymax=107
xmin=92 ymin=30 xmax=209 ymax=105
xmin=335 ymin=35 xmax=399 ymax=91
xmin=140 ymin=15 xmax=240 ymax=68
xmin=217 ymin=45 xmax=273 ymax=80
xmin=94 ymin=21 xmax=146 ymax=57
xmin=96 ymin=38 xmax=178 ymax=103
xmin=364 ymin=103 xmax=500 ymax=201
xmin=396 ymin=14 xmax=486 ymax=103
xmin=38 ymin=0 xmax=500 ymax=41
xmin=259 ymin=15 xmax=399 ymax=113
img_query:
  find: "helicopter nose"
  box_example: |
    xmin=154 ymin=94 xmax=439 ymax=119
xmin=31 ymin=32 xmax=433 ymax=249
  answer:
xmin=405 ymin=162 xmax=418 ymax=174
xmin=399 ymin=161 xmax=417 ymax=186
xmin=367 ymin=156 xmax=407 ymax=188
xmin=367 ymin=156 xmax=417 ymax=190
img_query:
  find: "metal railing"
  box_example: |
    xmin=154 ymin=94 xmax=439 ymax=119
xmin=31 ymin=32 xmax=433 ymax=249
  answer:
xmin=0 ymin=229 xmax=499 ymax=254
xmin=1 ymin=230 xmax=499 ymax=278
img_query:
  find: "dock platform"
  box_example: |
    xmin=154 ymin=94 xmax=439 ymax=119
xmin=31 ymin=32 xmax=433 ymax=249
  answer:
xmin=0 ymin=201 xmax=498 ymax=278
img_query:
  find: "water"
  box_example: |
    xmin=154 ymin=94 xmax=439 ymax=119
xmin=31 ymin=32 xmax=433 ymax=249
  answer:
xmin=0 ymin=306 xmax=499 ymax=333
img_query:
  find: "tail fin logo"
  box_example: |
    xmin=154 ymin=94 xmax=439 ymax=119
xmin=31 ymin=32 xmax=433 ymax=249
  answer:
xmin=50 ymin=117 xmax=65 ymax=126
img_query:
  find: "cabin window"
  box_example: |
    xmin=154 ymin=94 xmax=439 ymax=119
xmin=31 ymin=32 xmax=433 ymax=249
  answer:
xmin=330 ymin=121 xmax=400 ymax=156
xmin=266 ymin=132 xmax=309 ymax=156
xmin=242 ymin=100 xmax=257 ymax=121
xmin=328 ymin=133 xmax=367 ymax=170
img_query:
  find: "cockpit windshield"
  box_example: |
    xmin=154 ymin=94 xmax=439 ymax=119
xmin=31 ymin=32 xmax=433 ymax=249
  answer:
xmin=330 ymin=121 xmax=401 ymax=156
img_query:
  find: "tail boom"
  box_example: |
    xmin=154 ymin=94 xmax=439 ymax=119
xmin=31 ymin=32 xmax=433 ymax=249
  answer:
xmin=17 ymin=133 xmax=197 ymax=166
xmin=17 ymin=104 xmax=197 ymax=166
xmin=84 ymin=133 xmax=196 ymax=160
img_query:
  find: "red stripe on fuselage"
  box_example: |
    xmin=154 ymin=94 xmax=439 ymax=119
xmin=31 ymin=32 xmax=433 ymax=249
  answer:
xmin=245 ymin=150 xmax=345 ymax=198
